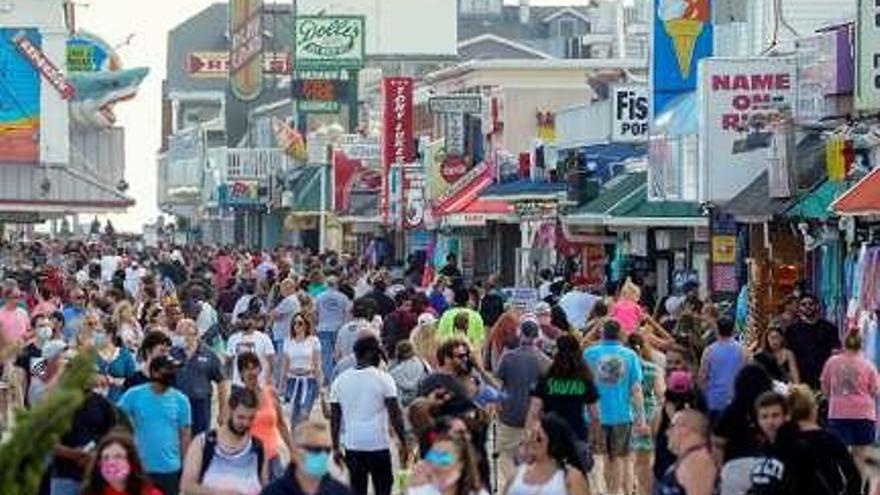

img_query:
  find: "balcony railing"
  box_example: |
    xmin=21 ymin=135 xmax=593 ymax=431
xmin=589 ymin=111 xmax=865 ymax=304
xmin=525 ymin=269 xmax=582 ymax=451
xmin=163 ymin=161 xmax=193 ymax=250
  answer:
xmin=210 ymin=148 xmax=295 ymax=181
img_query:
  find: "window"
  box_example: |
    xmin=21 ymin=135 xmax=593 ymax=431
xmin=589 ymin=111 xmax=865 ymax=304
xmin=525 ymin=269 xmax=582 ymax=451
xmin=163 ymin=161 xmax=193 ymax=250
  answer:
xmin=559 ymin=18 xmax=577 ymax=38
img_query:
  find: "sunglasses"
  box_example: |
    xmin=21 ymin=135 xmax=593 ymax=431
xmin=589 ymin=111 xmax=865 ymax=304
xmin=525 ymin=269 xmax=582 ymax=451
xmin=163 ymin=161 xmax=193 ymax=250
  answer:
xmin=294 ymin=320 xmax=306 ymax=326
xmin=425 ymin=449 xmax=456 ymax=468
xmin=300 ymin=445 xmax=332 ymax=454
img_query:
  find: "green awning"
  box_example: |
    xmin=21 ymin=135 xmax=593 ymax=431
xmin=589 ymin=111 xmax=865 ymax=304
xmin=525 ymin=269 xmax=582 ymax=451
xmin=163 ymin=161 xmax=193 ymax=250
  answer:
xmin=566 ymin=171 xmax=707 ymax=227
xmin=287 ymin=165 xmax=330 ymax=213
xmin=785 ymin=180 xmax=845 ymax=220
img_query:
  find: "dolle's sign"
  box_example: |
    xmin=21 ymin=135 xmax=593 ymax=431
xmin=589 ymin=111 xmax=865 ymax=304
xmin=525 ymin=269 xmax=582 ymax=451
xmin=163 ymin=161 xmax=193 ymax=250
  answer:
xmin=294 ymin=16 xmax=365 ymax=70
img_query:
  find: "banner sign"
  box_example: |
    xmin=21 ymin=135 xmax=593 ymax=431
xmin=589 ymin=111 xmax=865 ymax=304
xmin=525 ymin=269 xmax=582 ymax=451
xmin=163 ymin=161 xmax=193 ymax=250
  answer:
xmin=429 ymin=95 xmax=482 ymax=114
xmin=611 ymin=85 xmax=649 ymax=142
xmin=188 ymin=51 xmax=288 ymax=77
xmin=382 ymin=77 xmax=414 ymax=223
xmin=857 ymin=0 xmax=880 ymax=109
xmin=294 ymin=15 xmax=365 ymax=70
xmin=401 ymin=163 xmax=426 ymax=229
xmin=500 ymin=288 xmax=540 ymax=312
xmin=13 ymin=30 xmax=74 ymax=100
xmin=797 ymin=25 xmax=854 ymax=121
xmin=66 ymin=32 xmax=114 ymax=73
xmin=338 ymin=134 xmax=380 ymax=161
xmin=333 ymin=151 xmax=382 ymax=214
xmin=651 ymin=0 xmax=713 ymax=115
xmin=229 ymin=0 xmax=263 ymax=101
xmin=699 ymin=57 xmax=797 ymax=202
xmin=0 ymin=28 xmax=41 ymax=164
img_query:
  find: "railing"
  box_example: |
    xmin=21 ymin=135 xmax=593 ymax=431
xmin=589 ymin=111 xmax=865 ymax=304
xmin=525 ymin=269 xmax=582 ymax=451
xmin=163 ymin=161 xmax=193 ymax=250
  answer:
xmin=211 ymin=148 xmax=296 ymax=181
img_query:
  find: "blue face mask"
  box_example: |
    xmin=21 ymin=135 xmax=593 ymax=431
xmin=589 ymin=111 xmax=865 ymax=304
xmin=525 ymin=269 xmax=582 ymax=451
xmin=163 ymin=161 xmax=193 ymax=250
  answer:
xmin=94 ymin=332 xmax=108 ymax=347
xmin=302 ymin=450 xmax=331 ymax=478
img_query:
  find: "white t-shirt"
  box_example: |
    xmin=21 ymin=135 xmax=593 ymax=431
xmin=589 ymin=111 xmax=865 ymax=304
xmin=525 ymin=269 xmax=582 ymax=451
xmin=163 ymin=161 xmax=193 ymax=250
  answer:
xmin=329 ymin=366 xmax=398 ymax=451
xmin=226 ymin=331 xmax=276 ymax=385
xmin=100 ymin=255 xmax=120 ymax=284
xmin=284 ymin=336 xmax=321 ymax=376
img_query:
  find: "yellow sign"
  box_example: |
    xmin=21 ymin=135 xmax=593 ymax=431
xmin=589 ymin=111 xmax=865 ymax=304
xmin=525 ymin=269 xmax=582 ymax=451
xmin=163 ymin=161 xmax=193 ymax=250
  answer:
xmin=712 ymin=235 xmax=736 ymax=264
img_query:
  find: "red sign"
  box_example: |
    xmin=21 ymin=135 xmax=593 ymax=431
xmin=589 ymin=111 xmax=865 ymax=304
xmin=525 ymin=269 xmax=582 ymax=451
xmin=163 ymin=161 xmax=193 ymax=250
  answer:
xmin=381 ymin=77 xmax=414 ymax=223
xmin=13 ymin=31 xmax=74 ymax=100
xmin=187 ymin=52 xmax=289 ymax=77
xmin=440 ymin=155 xmax=467 ymax=184
xmin=333 ymin=151 xmax=382 ymax=213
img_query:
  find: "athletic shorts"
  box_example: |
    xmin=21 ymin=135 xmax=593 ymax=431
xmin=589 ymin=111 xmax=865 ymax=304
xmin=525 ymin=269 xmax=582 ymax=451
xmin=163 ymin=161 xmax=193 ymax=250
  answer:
xmin=495 ymin=422 xmax=525 ymax=458
xmin=592 ymin=423 xmax=632 ymax=458
xmin=828 ymin=418 xmax=876 ymax=446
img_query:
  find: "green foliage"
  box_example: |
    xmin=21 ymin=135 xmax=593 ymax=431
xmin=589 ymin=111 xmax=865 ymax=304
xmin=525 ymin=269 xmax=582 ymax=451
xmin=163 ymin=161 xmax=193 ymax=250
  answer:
xmin=0 ymin=352 xmax=95 ymax=495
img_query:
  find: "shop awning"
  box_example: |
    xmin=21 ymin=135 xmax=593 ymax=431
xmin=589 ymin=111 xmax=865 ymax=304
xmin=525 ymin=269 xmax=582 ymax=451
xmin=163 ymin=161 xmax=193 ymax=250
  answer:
xmin=565 ymin=171 xmax=707 ymax=227
xmin=785 ymin=180 xmax=846 ymax=219
xmin=831 ymin=167 xmax=880 ymax=216
xmin=283 ymin=165 xmax=329 ymax=215
xmin=480 ymin=179 xmax=567 ymax=202
xmin=441 ymin=198 xmax=515 ymax=226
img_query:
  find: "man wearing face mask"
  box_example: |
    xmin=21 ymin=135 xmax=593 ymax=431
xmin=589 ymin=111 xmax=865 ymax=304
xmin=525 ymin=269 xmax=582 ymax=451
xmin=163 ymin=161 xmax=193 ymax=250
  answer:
xmin=181 ymin=387 xmax=267 ymax=495
xmin=260 ymin=420 xmax=352 ymax=495
xmin=13 ymin=314 xmax=54 ymax=407
xmin=330 ymin=335 xmax=408 ymax=495
xmin=172 ymin=318 xmax=228 ymax=436
xmin=117 ymin=355 xmax=192 ymax=495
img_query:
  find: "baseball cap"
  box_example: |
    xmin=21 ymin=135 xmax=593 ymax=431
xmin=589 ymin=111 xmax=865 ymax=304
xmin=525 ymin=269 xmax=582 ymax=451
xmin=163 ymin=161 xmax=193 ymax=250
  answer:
xmin=667 ymin=370 xmax=694 ymax=394
xmin=149 ymin=355 xmax=181 ymax=374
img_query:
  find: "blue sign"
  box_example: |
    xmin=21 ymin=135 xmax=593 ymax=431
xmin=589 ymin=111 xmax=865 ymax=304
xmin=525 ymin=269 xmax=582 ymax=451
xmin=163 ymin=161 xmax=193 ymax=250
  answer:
xmin=651 ymin=0 xmax=714 ymax=115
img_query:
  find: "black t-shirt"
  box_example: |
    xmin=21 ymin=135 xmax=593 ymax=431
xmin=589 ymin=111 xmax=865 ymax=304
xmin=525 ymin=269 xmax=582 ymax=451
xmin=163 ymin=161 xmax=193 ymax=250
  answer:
xmin=261 ymin=464 xmax=352 ymax=495
xmin=785 ymin=319 xmax=840 ymax=389
xmin=417 ymin=372 xmax=473 ymax=416
xmin=14 ymin=343 xmax=42 ymax=407
xmin=786 ymin=428 xmax=861 ymax=495
xmin=713 ymin=407 xmax=762 ymax=463
xmin=530 ymin=374 xmax=598 ymax=440
xmin=123 ymin=371 xmax=150 ymax=391
xmin=52 ymin=392 xmax=118 ymax=480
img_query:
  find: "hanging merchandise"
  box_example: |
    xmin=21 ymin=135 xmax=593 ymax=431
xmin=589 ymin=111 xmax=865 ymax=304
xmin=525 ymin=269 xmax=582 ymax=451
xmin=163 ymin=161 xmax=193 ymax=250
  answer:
xmin=826 ymin=134 xmax=854 ymax=182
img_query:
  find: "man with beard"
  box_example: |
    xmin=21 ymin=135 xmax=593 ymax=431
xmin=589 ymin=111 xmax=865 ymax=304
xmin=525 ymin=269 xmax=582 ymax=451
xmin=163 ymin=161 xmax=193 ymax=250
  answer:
xmin=181 ymin=387 xmax=268 ymax=495
xmin=785 ymin=294 xmax=840 ymax=390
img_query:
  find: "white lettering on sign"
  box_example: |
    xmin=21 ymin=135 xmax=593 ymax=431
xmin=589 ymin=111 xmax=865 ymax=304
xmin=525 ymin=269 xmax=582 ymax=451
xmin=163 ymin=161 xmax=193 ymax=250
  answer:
xmin=611 ymin=85 xmax=648 ymax=142
xmin=13 ymin=31 xmax=75 ymax=100
xmin=230 ymin=12 xmax=263 ymax=73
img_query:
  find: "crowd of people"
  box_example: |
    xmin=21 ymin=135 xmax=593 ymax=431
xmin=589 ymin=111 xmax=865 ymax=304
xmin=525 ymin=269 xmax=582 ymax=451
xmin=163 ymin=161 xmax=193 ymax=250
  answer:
xmin=0 ymin=240 xmax=877 ymax=495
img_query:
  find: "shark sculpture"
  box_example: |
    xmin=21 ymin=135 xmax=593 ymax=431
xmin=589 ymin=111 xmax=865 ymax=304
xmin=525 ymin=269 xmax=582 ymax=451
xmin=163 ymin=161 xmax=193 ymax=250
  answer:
xmin=68 ymin=66 xmax=149 ymax=128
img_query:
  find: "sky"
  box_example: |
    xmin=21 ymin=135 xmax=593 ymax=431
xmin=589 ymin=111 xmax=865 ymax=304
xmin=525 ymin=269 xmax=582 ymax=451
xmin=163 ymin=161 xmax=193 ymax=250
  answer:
xmin=76 ymin=0 xmax=596 ymax=232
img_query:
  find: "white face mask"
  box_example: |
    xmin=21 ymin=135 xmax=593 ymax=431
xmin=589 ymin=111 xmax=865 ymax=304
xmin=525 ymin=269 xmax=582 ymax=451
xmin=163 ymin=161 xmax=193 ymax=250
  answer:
xmin=36 ymin=326 xmax=53 ymax=341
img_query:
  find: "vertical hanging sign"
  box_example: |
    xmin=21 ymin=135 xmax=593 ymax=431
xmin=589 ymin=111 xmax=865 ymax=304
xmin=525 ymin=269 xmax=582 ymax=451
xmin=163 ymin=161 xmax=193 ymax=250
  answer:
xmin=381 ymin=76 xmax=414 ymax=224
xmin=229 ymin=0 xmax=263 ymax=101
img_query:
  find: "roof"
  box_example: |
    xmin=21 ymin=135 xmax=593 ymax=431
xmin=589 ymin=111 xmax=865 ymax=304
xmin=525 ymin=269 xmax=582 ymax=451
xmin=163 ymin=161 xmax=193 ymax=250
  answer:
xmin=832 ymin=167 xmax=880 ymax=216
xmin=457 ymin=5 xmax=592 ymax=41
xmin=786 ymin=180 xmax=846 ymax=219
xmin=480 ymin=179 xmax=568 ymax=201
xmin=458 ymin=34 xmax=555 ymax=59
xmin=723 ymin=134 xmax=828 ymax=222
xmin=566 ymin=171 xmax=706 ymax=227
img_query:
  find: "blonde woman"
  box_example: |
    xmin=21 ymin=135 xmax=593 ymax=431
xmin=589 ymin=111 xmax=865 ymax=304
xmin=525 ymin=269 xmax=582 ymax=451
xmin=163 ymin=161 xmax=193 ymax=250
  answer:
xmin=113 ymin=300 xmax=142 ymax=351
xmin=410 ymin=313 xmax=439 ymax=369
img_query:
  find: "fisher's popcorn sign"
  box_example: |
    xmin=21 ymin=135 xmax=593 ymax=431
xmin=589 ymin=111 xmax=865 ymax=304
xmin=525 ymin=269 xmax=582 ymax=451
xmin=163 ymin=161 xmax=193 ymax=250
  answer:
xmin=294 ymin=15 xmax=365 ymax=70
xmin=699 ymin=57 xmax=798 ymax=202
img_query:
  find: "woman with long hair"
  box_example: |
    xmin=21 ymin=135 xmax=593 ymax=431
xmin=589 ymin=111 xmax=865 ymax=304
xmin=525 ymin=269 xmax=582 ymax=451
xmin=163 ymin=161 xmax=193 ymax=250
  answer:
xmin=626 ymin=333 xmax=665 ymax=495
xmin=504 ymin=413 xmax=590 ymax=495
xmin=81 ymin=430 xmax=162 ymax=495
xmin=410 ymin=313 xmax=439 ymax=369
xmin=113 ymin=301 xmax=142 ymax=352
xmin=526 ymin=333 xmax=599 ymax=473
xmin=406 ymin=432 xmax=487 ymax=495
xmin=712 ymin=363 xmax=774 ymax=495
xmin=279 ymin=311 xmax=322 ymax=426
xmin=753 ymin=322 xmax=800 ymax=383
xmin=483 ymin=310 xmax=520 ymax=372
xmin=94 ymin=317 xmax=137 ymax=401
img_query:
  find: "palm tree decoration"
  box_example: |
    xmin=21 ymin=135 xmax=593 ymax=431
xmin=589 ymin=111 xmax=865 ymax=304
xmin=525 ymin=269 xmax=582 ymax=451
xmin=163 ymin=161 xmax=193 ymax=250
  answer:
xmin=0 ymin=352 xmax=94 ymax=495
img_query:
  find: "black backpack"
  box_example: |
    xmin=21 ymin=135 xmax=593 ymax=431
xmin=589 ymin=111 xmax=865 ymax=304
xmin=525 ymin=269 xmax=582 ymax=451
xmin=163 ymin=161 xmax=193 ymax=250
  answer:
xmin=198 ymin=429 xmax=266 ymax=483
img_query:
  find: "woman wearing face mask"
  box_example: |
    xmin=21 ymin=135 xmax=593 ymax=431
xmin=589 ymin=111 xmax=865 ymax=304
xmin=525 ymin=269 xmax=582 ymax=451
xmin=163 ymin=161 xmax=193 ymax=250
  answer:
xmin=81 ymin=431 xmax=163 ymax=495
xmin=503 ymin=413 xmax=589 ymax=495
xmin=406 ymin=434 xmax=487 ymax=495
xmin=95 ymin=319 xmax=137 ymax=401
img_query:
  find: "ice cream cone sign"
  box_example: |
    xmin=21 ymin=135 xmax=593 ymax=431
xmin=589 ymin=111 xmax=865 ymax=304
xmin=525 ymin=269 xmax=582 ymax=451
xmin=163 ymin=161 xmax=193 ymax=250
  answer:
xmin=658 ymin=0 xmax=710 ymax=78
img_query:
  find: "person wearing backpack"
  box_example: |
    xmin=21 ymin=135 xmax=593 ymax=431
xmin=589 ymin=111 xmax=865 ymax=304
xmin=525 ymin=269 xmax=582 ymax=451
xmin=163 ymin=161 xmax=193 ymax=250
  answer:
xmin=180 ymin=386 xmax=268 ymax=495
